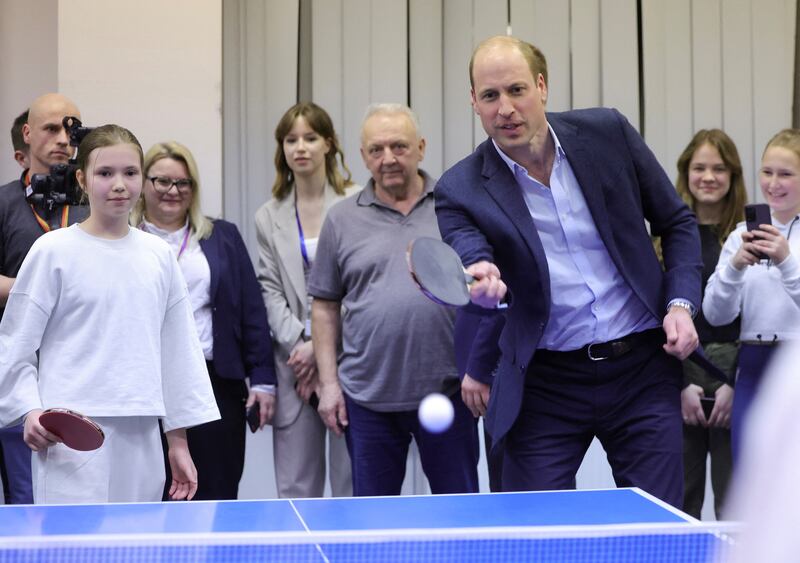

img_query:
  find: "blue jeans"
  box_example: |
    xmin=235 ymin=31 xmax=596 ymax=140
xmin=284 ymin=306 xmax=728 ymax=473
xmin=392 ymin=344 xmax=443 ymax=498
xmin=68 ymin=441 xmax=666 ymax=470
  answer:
xmin=344 ymin=392 xmax=479 ymax=496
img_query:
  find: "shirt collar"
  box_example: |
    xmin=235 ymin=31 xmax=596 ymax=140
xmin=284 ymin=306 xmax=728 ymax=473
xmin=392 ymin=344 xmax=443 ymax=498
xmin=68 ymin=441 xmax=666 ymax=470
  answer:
xmin=142 ymin=217 xmax=190 ymax=242
xmin=491 ymin=122 xmax=566 ymax=176
xmin=357 ymin=170 xmax=434 ymax=208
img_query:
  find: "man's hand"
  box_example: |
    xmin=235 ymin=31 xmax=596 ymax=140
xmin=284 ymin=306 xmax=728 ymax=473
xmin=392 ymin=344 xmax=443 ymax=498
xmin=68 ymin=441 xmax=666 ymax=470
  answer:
xmin=662 ymin=306 xmax=698 ymax=360
xmin=317 ymin=380 xmax=348 ymax=436
xmin=465 ymin=261 xmax=507 ymax=309
xmin=708 ymin=384 xmax=734 ymax=428
xmin=681 ymin=384 xmax=707 ymax=427
xmin=165 ymin=429 xmax=198 ymax=501
xmin=461 ymin=374 xmax=490 ymax=418
xmin=245 ymin=389 xmax=275 ymax=429
xmin=22 ymin=409 xmax=61 ymax=451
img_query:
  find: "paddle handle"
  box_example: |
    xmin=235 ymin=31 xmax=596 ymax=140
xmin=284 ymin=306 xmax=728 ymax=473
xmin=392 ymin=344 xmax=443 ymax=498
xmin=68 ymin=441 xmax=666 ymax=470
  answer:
xmin=461 ymin=270 xmax=508 ymax=310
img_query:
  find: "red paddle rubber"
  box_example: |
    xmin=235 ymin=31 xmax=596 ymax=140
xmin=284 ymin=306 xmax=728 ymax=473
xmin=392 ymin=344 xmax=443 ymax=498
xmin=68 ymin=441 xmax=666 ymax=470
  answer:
xmin=39 ymin=409 xmax=105 ymax=451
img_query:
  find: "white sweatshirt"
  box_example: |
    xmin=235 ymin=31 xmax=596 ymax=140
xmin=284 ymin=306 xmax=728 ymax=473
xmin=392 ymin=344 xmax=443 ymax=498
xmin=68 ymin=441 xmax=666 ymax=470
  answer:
xmin=0 ymin=224 xmax=220 ymax=431
xmin=703 ymin=217 xmax=800 ymax=341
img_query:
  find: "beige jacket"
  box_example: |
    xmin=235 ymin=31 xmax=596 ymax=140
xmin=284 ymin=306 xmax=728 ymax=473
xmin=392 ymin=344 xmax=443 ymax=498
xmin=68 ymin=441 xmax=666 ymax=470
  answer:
xmin=255 ymin=183 xmax=360 ymax=428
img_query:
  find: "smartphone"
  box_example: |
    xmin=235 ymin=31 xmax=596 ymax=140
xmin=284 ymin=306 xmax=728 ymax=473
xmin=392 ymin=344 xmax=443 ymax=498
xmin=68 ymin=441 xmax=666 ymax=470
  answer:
xmin=745 ymin=203 xmax=771 ymax=260
xmin=700 ymin=397 xmax=715 ymax=420
xmin=245 ymin=404 xmax=260 ymax=433
xmin=745 ymin=203 xmax=771 ymax=232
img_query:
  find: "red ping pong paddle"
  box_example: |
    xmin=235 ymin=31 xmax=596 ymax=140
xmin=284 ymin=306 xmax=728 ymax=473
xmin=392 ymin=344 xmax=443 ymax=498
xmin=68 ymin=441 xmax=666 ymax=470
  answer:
xmin=407 ymin=237 xmax=475 ymax=307
xmin=39 ymin=408 xmax=105 ymax=451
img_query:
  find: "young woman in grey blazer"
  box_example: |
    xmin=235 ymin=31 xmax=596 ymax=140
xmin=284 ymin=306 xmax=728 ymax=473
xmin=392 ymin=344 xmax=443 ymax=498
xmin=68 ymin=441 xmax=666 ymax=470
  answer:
xmin=255 ymin=103 xmax=359 ymax=497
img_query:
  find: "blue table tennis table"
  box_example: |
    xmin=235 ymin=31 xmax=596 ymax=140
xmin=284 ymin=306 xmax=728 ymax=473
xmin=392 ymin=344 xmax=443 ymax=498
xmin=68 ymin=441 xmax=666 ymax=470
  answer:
xmin=0 ymin=488 xmax=735 ymax=562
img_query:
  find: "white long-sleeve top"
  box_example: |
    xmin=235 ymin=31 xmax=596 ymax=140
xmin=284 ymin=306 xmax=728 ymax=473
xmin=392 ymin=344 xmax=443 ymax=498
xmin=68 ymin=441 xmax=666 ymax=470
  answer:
xmin=0 ymin=224 xmax=220 ymax=432
xmin=702 ymin=217 xmax=800 ymax=341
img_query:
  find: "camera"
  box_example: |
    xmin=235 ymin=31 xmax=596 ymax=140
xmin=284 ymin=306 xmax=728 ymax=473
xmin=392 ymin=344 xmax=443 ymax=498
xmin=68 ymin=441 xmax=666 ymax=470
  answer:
xmin=26 ymin=116 xmax=94 ymax=209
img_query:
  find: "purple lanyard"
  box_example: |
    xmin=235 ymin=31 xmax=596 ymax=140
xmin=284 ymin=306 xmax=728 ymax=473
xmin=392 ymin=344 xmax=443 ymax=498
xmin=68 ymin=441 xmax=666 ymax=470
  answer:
xmin=295 ymin=205 xmax=310 ymax=268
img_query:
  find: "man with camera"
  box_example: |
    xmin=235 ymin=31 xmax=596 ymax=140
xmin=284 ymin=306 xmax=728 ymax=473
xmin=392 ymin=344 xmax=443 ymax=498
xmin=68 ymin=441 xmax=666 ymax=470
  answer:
xmin=0 ymin=93 xmax=89 ymax=504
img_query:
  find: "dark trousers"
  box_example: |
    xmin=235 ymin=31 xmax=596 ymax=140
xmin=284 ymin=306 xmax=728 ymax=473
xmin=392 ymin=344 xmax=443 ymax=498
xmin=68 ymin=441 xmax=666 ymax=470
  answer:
xmin=682 ymin=423 xmax=731 ymax=519
xmin=163 ymin=362 xmax=248 ymax=500
xmin=482 ymin=423 xmax=504 ymax=492
xmin=731 ymin=344 xmax=778 ymax=463
xmin=503 ymin=334 xmax=684 ymax=508
xmin=682 ymin=341 xmax=736 ymax=519
xmin=344 ymin=392 xmax=479 ymax=496
xmin=0 ymin=424 xmax=32 ymax=504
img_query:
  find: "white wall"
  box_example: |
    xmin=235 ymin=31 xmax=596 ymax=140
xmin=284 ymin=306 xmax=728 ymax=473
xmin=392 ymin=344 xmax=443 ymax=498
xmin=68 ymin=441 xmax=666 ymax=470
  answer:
xmin=57 ymin=0 xmax=223 ymax=217
xmin=0 ymin=0 xmax=58 ymax=183
xmin=0 ymin=0 xmax=223 ymax=216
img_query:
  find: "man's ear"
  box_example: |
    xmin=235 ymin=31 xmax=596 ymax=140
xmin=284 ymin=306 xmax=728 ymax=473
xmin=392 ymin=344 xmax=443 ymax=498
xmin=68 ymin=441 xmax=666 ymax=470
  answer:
xmin=22 ymin=123 xmax=31 ymax=144
xmin=14 ymin=150 xmax=28 ymax=169
xmin=537 ymin=73 xmax=548 ymax=106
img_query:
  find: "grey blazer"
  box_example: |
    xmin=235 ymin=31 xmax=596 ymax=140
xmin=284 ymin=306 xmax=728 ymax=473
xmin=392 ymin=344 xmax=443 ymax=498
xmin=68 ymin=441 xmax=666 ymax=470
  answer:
xmin=255 ymin=183 xmax=360 ymax=428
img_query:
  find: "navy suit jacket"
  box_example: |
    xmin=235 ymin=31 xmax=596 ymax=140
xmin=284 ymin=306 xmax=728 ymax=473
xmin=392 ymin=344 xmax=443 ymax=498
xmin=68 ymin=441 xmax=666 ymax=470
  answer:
xmin=435 ymin=108 xmax=702 ymax=443
xmin=454 ymin=310 xmax=505 ymax=385
xmin=199 ymin=220 xmax=276 ymax=386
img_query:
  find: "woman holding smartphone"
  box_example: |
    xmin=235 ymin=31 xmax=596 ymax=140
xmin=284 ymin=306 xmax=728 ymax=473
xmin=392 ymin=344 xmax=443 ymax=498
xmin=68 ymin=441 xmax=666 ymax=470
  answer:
xmin=703 ymin=128 xmax=800 ymax=460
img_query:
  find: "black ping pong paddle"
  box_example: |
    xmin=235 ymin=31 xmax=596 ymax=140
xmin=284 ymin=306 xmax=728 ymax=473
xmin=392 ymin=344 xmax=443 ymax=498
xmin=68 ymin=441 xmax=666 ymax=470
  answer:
xmin=406 ymin=237 xmax=475 ymax=307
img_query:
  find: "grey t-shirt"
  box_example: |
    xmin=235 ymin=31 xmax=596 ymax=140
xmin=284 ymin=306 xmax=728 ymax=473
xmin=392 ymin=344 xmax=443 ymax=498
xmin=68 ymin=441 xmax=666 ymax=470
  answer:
xmin=0 ymin=177 xmax=90 ymax=319
xmin=308 ymin=171 xmax=459 ymax=411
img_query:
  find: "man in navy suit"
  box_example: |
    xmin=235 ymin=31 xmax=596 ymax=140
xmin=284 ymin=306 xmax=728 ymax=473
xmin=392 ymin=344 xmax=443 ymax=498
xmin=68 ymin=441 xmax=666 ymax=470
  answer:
xmin=435 ymin=36 xmax=702 ymax=507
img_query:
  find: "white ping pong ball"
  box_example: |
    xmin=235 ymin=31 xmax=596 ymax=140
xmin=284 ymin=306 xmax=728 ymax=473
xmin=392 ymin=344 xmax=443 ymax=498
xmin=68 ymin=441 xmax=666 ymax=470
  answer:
xmin=418 ymin=393 xmax=454 ymax=433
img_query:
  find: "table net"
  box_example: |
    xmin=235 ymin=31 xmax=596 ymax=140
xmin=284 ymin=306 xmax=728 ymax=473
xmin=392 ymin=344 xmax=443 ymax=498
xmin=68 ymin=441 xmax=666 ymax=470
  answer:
xmin=0 ymin=521 xmax=741 ymax=562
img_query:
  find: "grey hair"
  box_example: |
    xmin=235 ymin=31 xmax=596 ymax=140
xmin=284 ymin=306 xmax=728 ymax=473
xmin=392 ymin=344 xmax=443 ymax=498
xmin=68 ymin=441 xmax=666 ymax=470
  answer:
xmin=361 ymin=103 xmax=422 ymax=138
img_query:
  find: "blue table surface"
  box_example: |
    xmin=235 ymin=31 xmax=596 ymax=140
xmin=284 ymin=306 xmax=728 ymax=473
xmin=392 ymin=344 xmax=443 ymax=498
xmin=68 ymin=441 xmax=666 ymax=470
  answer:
xmin=0 ymin=488 xmax=690 ymax=538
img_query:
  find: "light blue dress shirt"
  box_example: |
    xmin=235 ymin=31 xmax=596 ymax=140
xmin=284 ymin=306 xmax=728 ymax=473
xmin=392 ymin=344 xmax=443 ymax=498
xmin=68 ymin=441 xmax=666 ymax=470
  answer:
xmin=492 ymin=128 xmax=659 ymax=350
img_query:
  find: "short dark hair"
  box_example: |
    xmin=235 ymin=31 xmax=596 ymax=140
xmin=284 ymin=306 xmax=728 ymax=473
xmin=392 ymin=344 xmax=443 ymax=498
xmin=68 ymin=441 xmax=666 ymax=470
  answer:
xmin=11 ymin=110 xmax=29 ymax=153
xmin=469 ymin=36 xmax=548 ymax=89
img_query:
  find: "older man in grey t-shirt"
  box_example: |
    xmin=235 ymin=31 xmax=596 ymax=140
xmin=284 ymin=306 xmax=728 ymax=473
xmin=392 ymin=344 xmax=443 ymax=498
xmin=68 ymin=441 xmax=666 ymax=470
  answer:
xmin=309 ymin=104 xmax=479 ymax=496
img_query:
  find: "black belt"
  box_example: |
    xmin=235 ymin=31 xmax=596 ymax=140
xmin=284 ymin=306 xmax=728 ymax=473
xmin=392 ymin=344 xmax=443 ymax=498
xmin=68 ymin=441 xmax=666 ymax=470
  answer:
xmin=537 ymin=328 xmax=663 ymax=362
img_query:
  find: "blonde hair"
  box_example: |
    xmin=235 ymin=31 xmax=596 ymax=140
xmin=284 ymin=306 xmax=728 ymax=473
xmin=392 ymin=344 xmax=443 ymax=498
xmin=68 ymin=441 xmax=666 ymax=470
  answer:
xmin=131 ymin=141 xmax=213 ymax=240
xmin=763 ymin=128 xmax=800 ymax=161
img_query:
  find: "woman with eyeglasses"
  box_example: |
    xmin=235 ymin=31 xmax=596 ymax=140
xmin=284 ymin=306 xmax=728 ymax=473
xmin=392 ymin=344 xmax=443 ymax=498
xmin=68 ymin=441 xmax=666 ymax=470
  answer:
xmin=255 ymin=102 xmax=358 ymax=497
xmin=131 ymin=141 xmax=276 ymax=500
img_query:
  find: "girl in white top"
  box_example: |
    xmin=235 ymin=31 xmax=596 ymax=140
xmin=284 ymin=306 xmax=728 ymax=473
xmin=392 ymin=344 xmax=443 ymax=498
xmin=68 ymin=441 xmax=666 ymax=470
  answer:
xmin=0 ymin=125 xmax=219 ymax=503
xmin=703 ymin=128 xmax=800 ymax=459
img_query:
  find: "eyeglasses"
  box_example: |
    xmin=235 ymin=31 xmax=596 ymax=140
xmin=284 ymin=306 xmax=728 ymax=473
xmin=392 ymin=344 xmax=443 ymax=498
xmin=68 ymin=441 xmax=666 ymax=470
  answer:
xmin=148 ymin=176 xmax=193 ymax=194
